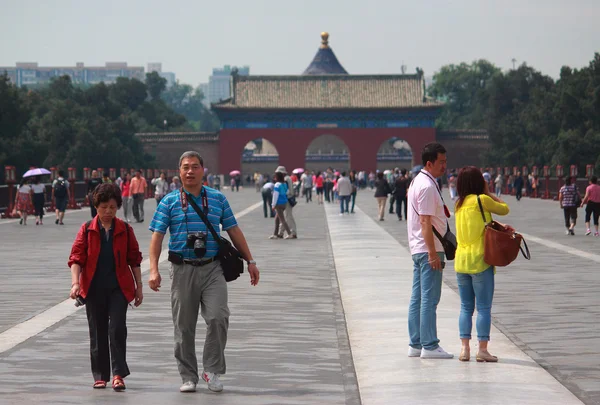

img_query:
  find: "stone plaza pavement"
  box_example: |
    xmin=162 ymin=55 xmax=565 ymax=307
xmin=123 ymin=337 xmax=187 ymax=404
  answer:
xmin=0 ymin=188 xmax=597 ymax=404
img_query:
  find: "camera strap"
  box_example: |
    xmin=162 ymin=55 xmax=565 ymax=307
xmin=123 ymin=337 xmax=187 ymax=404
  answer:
xmin=181 ymin=188 xmax=226 ymax=250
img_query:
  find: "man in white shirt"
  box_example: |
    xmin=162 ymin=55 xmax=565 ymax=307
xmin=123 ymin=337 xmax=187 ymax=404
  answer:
xmin=261 ymin=181 xmax=275 ymax=218
xmin=336 ymin=172 xmax=353 ymax=215
xmin=406 ymin=143 xmax=453 ymax=359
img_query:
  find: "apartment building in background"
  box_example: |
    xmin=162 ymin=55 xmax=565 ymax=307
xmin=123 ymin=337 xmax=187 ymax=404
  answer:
xmin=1 ymin=62 xmax=176 ymax=87
xmin=0 ymin=62 xmax=145 ymax=86
xmin=207 ymin=65 xmax=250 ymax=104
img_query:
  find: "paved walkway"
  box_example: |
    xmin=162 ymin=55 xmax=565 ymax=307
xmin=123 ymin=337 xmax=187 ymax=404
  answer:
xmin=354 ymin=188 xmax=599 ymax=405
xmin=0 ymin=188 xmax=597 ymax=404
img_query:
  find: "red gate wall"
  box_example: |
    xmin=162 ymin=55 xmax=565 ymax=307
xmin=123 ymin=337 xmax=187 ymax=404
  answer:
xmin=219 ymin=128 xmax=436 ymax=175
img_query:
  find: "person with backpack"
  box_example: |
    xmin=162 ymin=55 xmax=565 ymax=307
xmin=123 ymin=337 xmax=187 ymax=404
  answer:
xmin=88 ymin=170 xmax=103 ymax=219
xmin=52 ymin=170 xmax=70 ymax=225
xmin=68 ymin=183 xmax=143 ymax=391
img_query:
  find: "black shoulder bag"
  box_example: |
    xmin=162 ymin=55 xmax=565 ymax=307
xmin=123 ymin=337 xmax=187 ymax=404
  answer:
xmin=185 ymin=191 xmax=244 ymax=282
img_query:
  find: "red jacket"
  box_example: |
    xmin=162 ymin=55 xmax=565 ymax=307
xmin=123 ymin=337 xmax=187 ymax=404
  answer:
xmin=68 ymin=217 xmax=142 ymax=302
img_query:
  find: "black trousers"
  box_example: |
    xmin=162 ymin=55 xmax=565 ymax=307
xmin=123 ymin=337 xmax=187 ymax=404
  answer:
xmin=395 ymin=196 xmax=408 ymax=219
xmin=585 ymin=202 xmax=600 ymax=225
xmin=304 ymin=187 xmax=312 ymax=202
xmin=563 ymin=207 xmax=578 ymax=228
xmin=33 ymin=193 xmax=45 ymax=218
xmin=516 ymin=188 xmax=523 ymax=201
xmin=262 ymin=190 xmax=274 ymax=218
xmin=389 ymin=195 xmax=396 ymax=213
xmin=86 ymin=287 xmax=130 ymax=382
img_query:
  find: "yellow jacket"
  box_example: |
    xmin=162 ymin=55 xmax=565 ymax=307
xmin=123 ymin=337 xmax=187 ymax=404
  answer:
xmin=454 ymin=194 xmax=510 ymax=274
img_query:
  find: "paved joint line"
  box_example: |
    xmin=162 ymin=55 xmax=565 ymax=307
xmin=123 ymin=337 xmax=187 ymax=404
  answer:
xmin=0 ymin=201 xmax=261 ymax=354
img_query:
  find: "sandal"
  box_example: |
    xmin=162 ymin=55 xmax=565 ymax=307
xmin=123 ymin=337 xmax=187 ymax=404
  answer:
xmin=112 ymin=375 xmax=126 ymax=391
xmin=93 ymin=380 xmax=107 ymax=389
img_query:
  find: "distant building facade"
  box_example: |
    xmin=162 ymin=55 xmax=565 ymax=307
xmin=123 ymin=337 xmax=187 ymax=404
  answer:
xmin=0 ymin=62 xmax=146 ymax=87
xmin=207 ymin=65 xmax=250 ymax=105
xmin=199 ymin=83 xmax=210 ymax=107
xmin=147 ymin=63 xmax=176 ymax=88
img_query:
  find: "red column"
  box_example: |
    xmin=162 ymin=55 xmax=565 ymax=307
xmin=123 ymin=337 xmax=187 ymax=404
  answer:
xmin=4 ymin=166 xmax=17 ymax=218
xmin=68 ymin=167 xmax=77 ymax=209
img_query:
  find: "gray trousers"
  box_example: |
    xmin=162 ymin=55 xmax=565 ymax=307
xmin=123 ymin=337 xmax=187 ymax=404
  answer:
xmin=171 ymin=261 xmax=229 ymax=383
xmin=122 ymin=196 xmax=132 ymax=221
xmin=278 ymin=201 xmax=297 ymax=236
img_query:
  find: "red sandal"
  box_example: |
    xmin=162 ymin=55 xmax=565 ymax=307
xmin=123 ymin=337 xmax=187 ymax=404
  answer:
xmin=112 ymin=375 xmax=126 ymax=391
xmin=93 ymin=380 xmax=107 ymax=389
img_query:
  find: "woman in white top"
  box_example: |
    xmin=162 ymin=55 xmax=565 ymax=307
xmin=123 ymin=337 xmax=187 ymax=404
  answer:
xmin=15 ymin=178 xmax=33 ymax=225
xmin=31 ymin=176 xmax=46 ymax=225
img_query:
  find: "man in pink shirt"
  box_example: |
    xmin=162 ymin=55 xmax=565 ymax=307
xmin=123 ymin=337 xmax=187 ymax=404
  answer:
xmin=130 ymin=169 xmax=148 ymax=222
xmin=406 ymin=143 xmax=453 ymax=359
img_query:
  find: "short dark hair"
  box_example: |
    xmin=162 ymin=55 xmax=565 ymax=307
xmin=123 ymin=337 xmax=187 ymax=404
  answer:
xmin=377 ymin=172 xmax=384 ymax=179
xmin=274 ymin=172 xmax=285 ymax=183
xmin=421 ymin=143 xmax=446 ymax=166
xmin=590 ymin=176 xmax=598 ymax=184
xmin=401 ymin=168 xmax=407 ymax=176
xmin=58 ymin=170 xmax=65 ymax=177
xmin=93 ymin=183 xmax=122 ymax=208
xmin=179 ymin=151 xmax=204 ymax=167
xmin=565 ymin=177 xmax=572 ymax=186
xmin=456 ymin=166 xmax=485 ymax=209
xmin=341 ymin=171 xmax=347 ymax=177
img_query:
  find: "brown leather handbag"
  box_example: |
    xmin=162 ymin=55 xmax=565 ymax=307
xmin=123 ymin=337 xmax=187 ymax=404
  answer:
xmin=477 ymin=196 xmax=530 ymax=267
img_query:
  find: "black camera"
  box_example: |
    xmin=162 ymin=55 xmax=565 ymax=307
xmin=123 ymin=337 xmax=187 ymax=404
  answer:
xmin=187 ymin=232 xmax=207 ymax=258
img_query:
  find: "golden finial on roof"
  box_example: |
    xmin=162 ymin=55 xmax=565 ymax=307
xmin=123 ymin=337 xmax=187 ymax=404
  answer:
xmin=320 ymin=32 xmax=329 ymax=49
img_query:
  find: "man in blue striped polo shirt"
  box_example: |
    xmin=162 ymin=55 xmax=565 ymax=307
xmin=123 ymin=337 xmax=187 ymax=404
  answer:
xmin=148 ymin=151 xmax=260 ymax=394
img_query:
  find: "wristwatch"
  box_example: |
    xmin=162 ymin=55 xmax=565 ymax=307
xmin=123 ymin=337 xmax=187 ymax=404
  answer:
xmin=247 ymin=260 xmax=257 ymax=265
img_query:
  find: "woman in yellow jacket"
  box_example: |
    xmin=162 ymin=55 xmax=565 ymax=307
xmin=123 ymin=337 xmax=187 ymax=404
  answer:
xmin=454 ymin=167 xmax=511 ymax=362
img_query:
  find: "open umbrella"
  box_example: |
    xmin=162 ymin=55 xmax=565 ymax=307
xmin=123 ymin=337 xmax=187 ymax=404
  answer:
xmin=292 ymin=168 xmax=304 ymax=174
xmin=22 ymin=168 xmax=51 ymax=178
xmin=229 ymin=170 xmax=241 ymax=176
xmin=383 ymin=169 xmax=392 ymax=175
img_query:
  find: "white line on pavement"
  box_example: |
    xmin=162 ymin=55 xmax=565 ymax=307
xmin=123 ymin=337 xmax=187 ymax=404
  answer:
xmin=519 ymin=232 xmax=600 ymax=264
xmin=0 ymin=200 xmax=262 ymax=354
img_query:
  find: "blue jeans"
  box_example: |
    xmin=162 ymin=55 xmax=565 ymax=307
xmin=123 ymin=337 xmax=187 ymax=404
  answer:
xmin=456 ymin=267 xmax=494 ymax=341
xmin=408 ymin=252 xmax=444 ymax=350
xmin=339 ymin=195 xmax=350 ymax=213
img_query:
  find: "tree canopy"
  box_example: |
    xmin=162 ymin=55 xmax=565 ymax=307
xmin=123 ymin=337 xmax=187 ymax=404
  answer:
xmin=0 ymin=73 xmax=220 ymax=181
xmin=429 ymin=53 xmax=600 ymax=172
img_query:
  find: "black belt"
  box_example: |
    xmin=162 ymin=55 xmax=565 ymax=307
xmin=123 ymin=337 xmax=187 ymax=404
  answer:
xmin=182 ymin=257 xmax=218 ymax=267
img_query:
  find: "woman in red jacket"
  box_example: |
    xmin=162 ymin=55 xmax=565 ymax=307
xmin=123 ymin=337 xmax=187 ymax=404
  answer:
xmin=68 ymin=183 xmax=143 ymax=391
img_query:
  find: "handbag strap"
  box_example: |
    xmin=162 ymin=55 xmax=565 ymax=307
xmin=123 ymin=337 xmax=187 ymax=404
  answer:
xmin=519 ymin=237 xmax=531 ymax=260
xmin=182 ymin=188 xmax=226 ymax=250
xmin=411 ymin=204 xmax=449 ymax=243
xmin=476 ymin=195 xmax=488 ymax=225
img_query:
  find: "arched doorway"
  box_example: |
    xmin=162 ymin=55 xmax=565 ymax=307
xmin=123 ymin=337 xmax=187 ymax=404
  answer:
xmin=376 ymin=137 xmax=413 ymax=172
xmin=304 ymin=134 xmax=351 ymax=173
xmin=240 ymin=138 xmax=280 ymax=186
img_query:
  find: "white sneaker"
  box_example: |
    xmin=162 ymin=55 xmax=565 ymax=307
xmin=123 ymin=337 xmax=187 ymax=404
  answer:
xmin=420 ymin=346 xmax=454 ymax=359
xmin=180 ymin=381 xmax=196 ymax=392
xmin=408 ymin=347 xmax=421 ymax=357
xmin=202 ymin=371 xmax=223 ymax=392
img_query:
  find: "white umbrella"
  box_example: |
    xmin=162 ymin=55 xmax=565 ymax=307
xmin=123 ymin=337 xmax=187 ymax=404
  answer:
xmin=22 ymin=168 xmax=51 ymax=178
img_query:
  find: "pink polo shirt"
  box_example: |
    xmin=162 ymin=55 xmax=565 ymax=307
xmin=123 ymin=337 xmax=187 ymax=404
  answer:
xmin=586 ymin=184 xmax=600 ymax=203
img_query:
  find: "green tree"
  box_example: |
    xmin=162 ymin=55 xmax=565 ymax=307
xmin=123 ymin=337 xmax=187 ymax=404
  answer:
xmin=428 ymin=60 xmax=501 ymax=129
xmin=145 ymin=71 xmax=167 ymax=100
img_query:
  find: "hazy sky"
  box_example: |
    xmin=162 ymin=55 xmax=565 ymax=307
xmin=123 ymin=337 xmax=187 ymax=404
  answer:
xmin=1 ymin=0 xmax=598 ymax=86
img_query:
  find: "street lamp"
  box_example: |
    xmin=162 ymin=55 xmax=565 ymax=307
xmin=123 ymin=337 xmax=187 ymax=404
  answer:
xmin=163 ymin=119 xmax=167 ymax=132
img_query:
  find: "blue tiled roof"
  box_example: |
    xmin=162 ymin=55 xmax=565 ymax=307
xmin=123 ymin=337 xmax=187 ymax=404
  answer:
xmin=303 ymin=32 xmax=348 ymax=75
xmin=303 ymin=47 xmax=348 ymax=75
